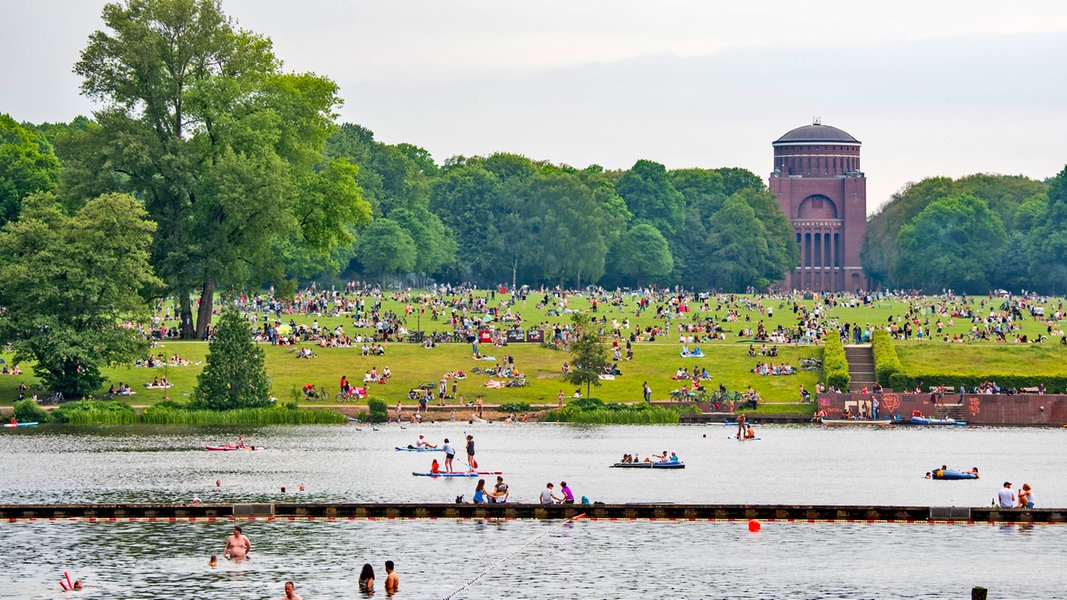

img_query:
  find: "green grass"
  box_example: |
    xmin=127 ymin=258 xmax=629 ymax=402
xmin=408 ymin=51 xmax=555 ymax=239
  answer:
xmin=2 ymin=291 xmax=1065 ymax=418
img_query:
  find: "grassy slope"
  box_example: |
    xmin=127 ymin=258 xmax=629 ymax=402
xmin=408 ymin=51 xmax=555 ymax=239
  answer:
xmin=1 ymin=292 xmax=1063 ymax=410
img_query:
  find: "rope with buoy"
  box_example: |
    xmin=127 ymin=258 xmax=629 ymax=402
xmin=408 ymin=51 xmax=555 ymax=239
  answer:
xmin=440 ymin=512 xmax=586 ymax=600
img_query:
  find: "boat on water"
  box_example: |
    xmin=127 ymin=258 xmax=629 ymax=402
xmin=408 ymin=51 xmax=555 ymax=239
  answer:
xmin=909 ymin=416 xmax=967 ymax=426
xmin=3 ymin=422 xmax=38 ymax=428
xmin=819 ymin=417 xmax=894 ymax=426
xmin=204 ymin=445 xmax=257 ymax=451
xmin=930 ymin=468 xmax=979 ymax=480
xmin=611 ymin=461 xmax=685 ymax=469
xmin=395 ymin=446 xmax=444 ymax=452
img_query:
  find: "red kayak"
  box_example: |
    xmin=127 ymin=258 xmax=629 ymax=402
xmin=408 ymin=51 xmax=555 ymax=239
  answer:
xmin=205 ymin=445 xmax=257 ymax=451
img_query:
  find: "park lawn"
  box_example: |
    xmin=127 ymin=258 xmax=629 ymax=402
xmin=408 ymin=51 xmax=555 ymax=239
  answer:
xmin=896 ymin=344 xmax=1066 ymax=377
xmin=2 ymin=291 xmax=1066 ymax=413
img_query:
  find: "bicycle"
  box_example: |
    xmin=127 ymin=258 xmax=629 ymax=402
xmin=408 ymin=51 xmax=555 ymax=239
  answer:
xmin=40 ymin=392 xmax=64 ymax=406
xmin=336 ymin=389 xmax=363 ymax=402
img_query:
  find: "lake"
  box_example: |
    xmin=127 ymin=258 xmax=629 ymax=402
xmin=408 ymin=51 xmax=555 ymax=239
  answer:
xmin=1 ymin=422 xmax=1065 ymax=598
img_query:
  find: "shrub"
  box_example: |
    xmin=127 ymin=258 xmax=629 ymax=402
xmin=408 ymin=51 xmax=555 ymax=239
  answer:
xmin=367 ymin=398 xmax=389 ymax=423
xmin=872 ymin=330 xmax=903 ymax=386
xmin=499 ymin=402 xmax=531 ymax=413
xmin=823 ymin=335 xmax=851 ymax=391
xmin=13 ymin=399 xmax=51 ymax=423
xmin=53 ymin=400 xmax=137 ymax=424
xmin=569 ymin=397 xmax=605 ymax=412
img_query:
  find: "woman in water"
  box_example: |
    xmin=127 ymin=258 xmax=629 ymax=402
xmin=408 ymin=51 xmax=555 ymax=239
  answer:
xmin=359 ymin=563 xmax=375 ymax=593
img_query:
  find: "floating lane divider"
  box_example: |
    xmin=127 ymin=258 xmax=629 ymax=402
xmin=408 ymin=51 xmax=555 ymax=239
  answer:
xmin=441 ymin=512 xmax=586 ymax=600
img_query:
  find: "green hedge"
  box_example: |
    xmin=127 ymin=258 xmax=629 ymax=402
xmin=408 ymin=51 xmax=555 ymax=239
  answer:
xmin=823 ymin=335 xmax=850 ymax=391
xmin=13 ymin=398 xmax=52 ymax=423
xmin=872 ymin=330 xmax=903 ymax=386
xmin=886 ymin=373 xmax=1067 ymax=394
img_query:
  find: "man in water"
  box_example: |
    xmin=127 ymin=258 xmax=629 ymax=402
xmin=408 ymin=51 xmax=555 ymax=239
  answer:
xmin=442 ymin=438 xmax=456 ymax=473
xmin=282 ymin=581 xmax=302 ymax=600
xmin=384 ymin=560 xmax=399 ymax=594
xmin=224 ymin=525 xmax=251 ymax=560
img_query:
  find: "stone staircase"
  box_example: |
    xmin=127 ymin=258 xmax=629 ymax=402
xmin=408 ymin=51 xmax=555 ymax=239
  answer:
xmin=844 ymin=345 xmax=876 ymax=392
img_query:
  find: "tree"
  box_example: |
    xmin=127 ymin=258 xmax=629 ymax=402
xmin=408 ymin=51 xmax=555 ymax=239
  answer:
xmin=612 ymin=223 xmax=673 ymax=286
xmin=0 ymin=114 xmax=61 ymax=226
xmin=705 ymin=195 xmax=779 ymax=291
xmin=358 ymin=218 xmax=417 ymax=279
xmin=563 ymin=313 xmax=609 ymax=399
xmin=0 ymin=193 xmax=159 ymax=397
xmin=70 ymin=0 xmax=370 ymax=338
xmin=615 ymin=160 xmax=685 ymax=237
xmin=193 ymin=309 xmax=271 ymax=410
xmin=1028 ymin=166 xmax=1067 ymax=293
xmin=895 ymin=194 xmax=1007 ymax=293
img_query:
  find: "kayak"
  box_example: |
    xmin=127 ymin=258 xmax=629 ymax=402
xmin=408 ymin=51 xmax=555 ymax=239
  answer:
xmin=395 ymin=446 xmax=444 ymax=452
xmin=911 ymin=416 xmax=967 ymax=426
xmin=931 ymin=469 xmax=979 ymax=480
xmin=205 ymin=445 xmax=257 ymax=451
xmin=3 ymin=422 xmax=38 ymax=428
xmin=611 ymin=462 xmax=685 ymax=469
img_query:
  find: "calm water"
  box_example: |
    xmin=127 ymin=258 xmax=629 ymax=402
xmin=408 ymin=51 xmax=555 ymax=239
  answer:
xmin=2 ymin=423 xmax=1066 ymax=599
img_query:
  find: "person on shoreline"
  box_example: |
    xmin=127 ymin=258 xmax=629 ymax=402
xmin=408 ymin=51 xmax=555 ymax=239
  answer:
xmin=359 ymin=563 xmax=375 ymax=593
xmin=224 ymin=525 xmax=251 ymax=560
xmin=442 ymin=438 xmax=456 ymax=473
xmin=282 ymin=580 xmax=303 ymax=600
xmin=384 ymin=560 xmax=399 ymax=595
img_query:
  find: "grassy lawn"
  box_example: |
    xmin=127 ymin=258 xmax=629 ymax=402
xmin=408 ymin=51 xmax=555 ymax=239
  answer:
xmin=1 ymin=291 xmax=1064 ymax=414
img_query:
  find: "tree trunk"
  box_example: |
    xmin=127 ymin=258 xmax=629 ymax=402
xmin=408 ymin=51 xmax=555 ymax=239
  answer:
xmin=511 ymin=257 xmax=518 ymax=295
xmin=179 ymin=290 xmax=196 ymax=339
xmin=195 ymin=276 xmax=215 ymax=340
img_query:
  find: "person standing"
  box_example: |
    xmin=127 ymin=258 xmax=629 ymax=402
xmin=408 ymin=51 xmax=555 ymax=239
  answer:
xmin=384 ymin=560 xmax=399 ymax=595
xmin=466 ymin=434 xmax=476 ymax=469
xmin=223 ymin=525 xmax=251 ymax=560
xmin=359 ymin=563 xmax=375 ymax=593
xmin=643 ymin=381 xmax=652 ymax=403
xmin=995 ymin=481 xmax=1016 ymax=508
xmin=476 ymin=395 xmax=484 ymax=418
xmin=557 ymin=389 xmax=565 ymax=407
xmin=442 ymin=438 xmax=456 ymax=473
xmin=282 ymin=581 xmax=302 ymax=600
xmin=736 ymin=413 xmax=747 ymax=439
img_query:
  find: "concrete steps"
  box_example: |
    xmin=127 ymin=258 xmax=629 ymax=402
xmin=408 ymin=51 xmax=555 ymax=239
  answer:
xmin=844 ymin=344 xmax=876 ymax=392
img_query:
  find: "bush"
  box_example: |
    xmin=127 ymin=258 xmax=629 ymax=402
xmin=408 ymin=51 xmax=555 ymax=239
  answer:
xmin=569 ymin=397 xmax=605 ymax=412
xmin=872 ymin=329 xmax=904 ymax=386
xmin=823 ymin=335 xmax=850 ymax=391
xmin=367 ymin=398 xmax=389 ymax=423
xmin=53 ymin=400 xmax=137 ymax=424
xmin=499 ymin=402 xmax=531 ymax=413
xmin=13 ymin=399 xmax=51 ymax=423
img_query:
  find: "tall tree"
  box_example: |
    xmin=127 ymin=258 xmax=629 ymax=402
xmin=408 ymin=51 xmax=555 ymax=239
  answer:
xmin=0 ymin=193 xmax=159 ymax=397
xmin=612 ymin=223 xmax=673 ymax=286
xmin=70 ymin=0 xmax=369 ymax=338
xmin=1028 ymin=166 xmax=1067 ymax=294
xmin=358 ymin=218 xmax=418 ymax=279
xmin=705 ymin=195 xmax=778 ymax=291
xmin=616 ymin=160 xmax=685 ymax=237
xmin=0 ymin=114 xmax=61 ymax=226
xmin=193 ymin=309 xmax=271 ymax=410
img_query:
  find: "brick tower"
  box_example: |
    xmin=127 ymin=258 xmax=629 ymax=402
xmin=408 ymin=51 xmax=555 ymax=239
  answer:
xmin=768 ymin=120 xmax=868 ymax=292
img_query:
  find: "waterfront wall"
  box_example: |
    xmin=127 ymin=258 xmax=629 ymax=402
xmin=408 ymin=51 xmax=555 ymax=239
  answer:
xmin=1 ymin=503 xmax=1063 ymax=524
xmin=817 ymin=393 xmax=1067 ymax=426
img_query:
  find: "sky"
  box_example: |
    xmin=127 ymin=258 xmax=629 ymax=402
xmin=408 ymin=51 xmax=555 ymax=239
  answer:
xmin=2 ymin=0 xmax=1066 ymax=213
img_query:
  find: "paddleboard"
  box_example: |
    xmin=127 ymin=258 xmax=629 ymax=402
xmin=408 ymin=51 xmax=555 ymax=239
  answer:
xmin=3 ymin=422 xmax=38 ymax=428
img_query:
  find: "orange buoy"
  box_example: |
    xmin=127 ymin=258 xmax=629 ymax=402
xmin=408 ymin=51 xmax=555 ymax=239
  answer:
xmin=748 ymin=519 xmax=761 ymax=532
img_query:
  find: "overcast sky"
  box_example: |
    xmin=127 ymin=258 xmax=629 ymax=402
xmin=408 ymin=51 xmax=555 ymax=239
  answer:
xmin=3 ymin=0 xmax=1066 ymax=213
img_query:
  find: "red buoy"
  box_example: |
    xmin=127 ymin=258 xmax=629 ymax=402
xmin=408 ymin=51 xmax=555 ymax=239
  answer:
xmin=748 ymin=519 xmax=761 ymax=532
